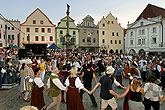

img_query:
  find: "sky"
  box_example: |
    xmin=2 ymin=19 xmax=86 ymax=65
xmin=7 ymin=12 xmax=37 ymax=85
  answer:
xmin=0 ymin=0 xmax=165 ymax=28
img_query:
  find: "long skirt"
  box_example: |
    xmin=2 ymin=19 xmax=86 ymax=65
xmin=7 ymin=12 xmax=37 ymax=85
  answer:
xmin=1 ymin=71 xmax=13 ymax=89
xmin=66 ymin=87 xmax=84 ymax=110
xmin=31 ymin=85 xmax=45 ymax=110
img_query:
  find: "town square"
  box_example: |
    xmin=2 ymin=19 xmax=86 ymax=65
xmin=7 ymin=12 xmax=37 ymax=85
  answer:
xmin=0 ymin=0 xmax=165 ymax=110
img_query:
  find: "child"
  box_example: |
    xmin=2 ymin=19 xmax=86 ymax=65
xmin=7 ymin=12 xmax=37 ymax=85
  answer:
xmin=31 ymin=68 xmax=47 ymax=110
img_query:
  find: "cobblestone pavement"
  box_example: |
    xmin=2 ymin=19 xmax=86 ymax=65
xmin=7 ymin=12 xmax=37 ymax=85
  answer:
xmin=0 ymin=75 xmax=165 ymax=110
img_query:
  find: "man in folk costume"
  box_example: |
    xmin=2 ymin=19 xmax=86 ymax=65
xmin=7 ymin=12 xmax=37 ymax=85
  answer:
xmin=20 ymin=58 xmax=34 ymax=102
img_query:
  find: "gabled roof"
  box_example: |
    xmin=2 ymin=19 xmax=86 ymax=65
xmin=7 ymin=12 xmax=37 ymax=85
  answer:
xmin=136 ymin=4 xmax=165 ymax=21
xmin=61 ymin=16 xmax=75 ymax=22
xmin=21 ymin=8 xmax=55 ymax=26
xmin=83 ymin=15 xmax=94 ymax=21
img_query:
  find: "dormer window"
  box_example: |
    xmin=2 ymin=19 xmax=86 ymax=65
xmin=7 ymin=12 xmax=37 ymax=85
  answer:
xmin=103 ymin=23 xmax=105 ymax=27
xmin=141 ymin=22 xmax=143 ymax=26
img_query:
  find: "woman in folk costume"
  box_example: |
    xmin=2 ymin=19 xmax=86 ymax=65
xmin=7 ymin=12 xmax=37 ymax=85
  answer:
xmin=46 ymin=67 xmax=66 ymax=110
xmin=31 ymin=68 xmax=47 ymax=110
xmin=65 ymin=66 xmax=91 ymax=110
xmin=20 ymin=59 xmax=34 ymax=102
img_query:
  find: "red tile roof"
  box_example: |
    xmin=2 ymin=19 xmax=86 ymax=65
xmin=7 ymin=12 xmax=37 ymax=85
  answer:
xmin=136 ymin=4 xmax=165 ymax=21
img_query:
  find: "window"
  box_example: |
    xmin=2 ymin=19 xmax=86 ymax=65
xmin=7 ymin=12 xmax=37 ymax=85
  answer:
xmin=26 ymin=28 xmax=30 ymax=32
xmin=102 ymin=39 xmax=105 ymax=43
xmin=87 ymin=21 xmax=90 ymax=26
xmin=153 ymin=27 xmax=156 ymax=33
xmin=60 ymin=30 xmax=63 ymax=34
xmin=35 ymin=28 xmax=38 ymax=32
xmin=116 ymin=32 xmax=119 ymax=36
xmin=87 ymin=37 xmax=91 ymax=42
xmin=12 ymin=35 xmax=14 ymax=40
xmin=0 ymin=33 xmax=1 ymax=39
xmin=41 ymin=36 xmax=44 ymax=41
xmin=112 ymin=32 xmax=114 ymax=36
xmin=82 ymin=38 xmax=85 ymax=42
xmin=1 ymin=25 xmax=2 ymax=28
xmin=142 ymin=39 xmax=145 ymax=44
xmin=84 ymin=29 xmax=86 ymax=33
xmin=115 ymin=40 xmax=117 ymax=44
xmin=8 ymin=27 xmax=10 ymax=30
xmin=27 ymin=35 xmax=30 ymax=41
xmin=139 ymin=30 xmax=141 ymax=35
xmin=112 ymin=21 xmax=113 ymax=24
xmin=35 ymin=36 xmax=39 ymax=41
xmin=111 ymin=40 xmax=113 ymax=44
xmin=119 ymin=40 xmax=121 ymax=44
xmin=141 ymin=22 xmax=143 ymax=26
xmin=131 ymin=32 xmax=133 ymax=36
xmin=103 ymin=24 xmax=105 ymax=27
xmin=0 ymin=43 xmax=2 ymax=47
xmin=33 ymin=20 xmax=36 ymax=24
xmin=8 ymin=35 xmax=11 ymax=40
xmin=102 ymin=31 xmax=105 ymax=35
xmin=12 ymin=27 xmax=14 ymax=30
xmin=138 ymin=39 xmax=141 ymax=45
xmin=48 ymin=28 xmax=51 ymax=33
xmin=50 ymin=36 xmax=53 ymax=41
xmin=73 ymin=31 xmax=76 ymax=35
xmin=130 ymin=40 xmax=133 ymax=45
xmin=116 ymin=49 xmax=118 ymax=54
xmin=142 ymin=29 xmax=145 ymax=35
xmin=41 ymin=28 xmax=45 ymax=33
xmin=93 ymin=38 xmax=96 ymax=43
xmin=153 ymin=38 xmax=156 ymax=44
xmin=40 ymin=20 xmax=43 ymax=24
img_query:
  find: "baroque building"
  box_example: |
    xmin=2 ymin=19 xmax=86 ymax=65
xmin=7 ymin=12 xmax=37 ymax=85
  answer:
xmin=0 ymin=17 xmax=20 ymax=48
xmin=56 ymin=16 xmax=79 ymax=48
xmin=77 ymin=15 xmax=99 ymax=52
xmin=125 ymin=4 xmax=165 ymax=55
xmin=19 ymin=8 xmax=56 ymax=47
xmin=99 ymin=13 xmax=124 ymax=54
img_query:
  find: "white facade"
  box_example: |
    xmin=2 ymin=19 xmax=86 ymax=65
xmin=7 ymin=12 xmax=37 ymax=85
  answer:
xmin=0 ymin=17 xmax=20 ymax=48
xmin=125 ymin=16 xmax=165 ymax=54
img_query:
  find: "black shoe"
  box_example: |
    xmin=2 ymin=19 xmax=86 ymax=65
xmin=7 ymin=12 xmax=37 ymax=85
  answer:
xmin=92 ymin=104 xmax=97 ymax=108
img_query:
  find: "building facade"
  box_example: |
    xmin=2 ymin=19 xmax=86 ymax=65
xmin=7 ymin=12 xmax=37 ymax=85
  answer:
xmin=19 ymin=8 xmax=56 ymax=47
xmin=99 ymin=13 xmax=124 ymax=54
xmin=77 ymin=15 xmax=99 ymax=52
xmin=125 ymin=4 xmax=165 ymax=55
xmin=56 ymin=16 xmax=79 ymax=48
xmin=0 ymin=17 xmax=20 ymax=48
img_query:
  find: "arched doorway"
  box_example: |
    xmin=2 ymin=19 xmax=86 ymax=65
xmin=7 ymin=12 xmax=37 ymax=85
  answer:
xmin=139 ymin=49 xmax=145 ymax=55
xmin=109 ymin=49 xmax=114 ymax=54
xmin=116 ymin=49 xmax=118 ymax=54
xmin=120 ymin=49 xmax=122 ymax=54
xmin=129 ymin=49 xmax=136 ymax=55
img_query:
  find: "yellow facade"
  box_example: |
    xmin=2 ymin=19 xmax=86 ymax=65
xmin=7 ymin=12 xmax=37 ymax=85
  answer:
xmin=99 ymin=13 xmax=124 ymax=54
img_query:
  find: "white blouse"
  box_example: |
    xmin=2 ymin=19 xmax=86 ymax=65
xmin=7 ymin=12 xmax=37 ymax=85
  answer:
xmin=47 ymin=73 xmax=66 ymax=91
xmin=65 ymin=77 xmax=84 ymax=90
xmin=34 ymin=77 xmax=44 ymax=88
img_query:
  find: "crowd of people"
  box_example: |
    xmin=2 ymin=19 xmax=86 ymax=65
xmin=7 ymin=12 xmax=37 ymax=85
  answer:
xmin=0 ymin=50 xmax=165 ymax=110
